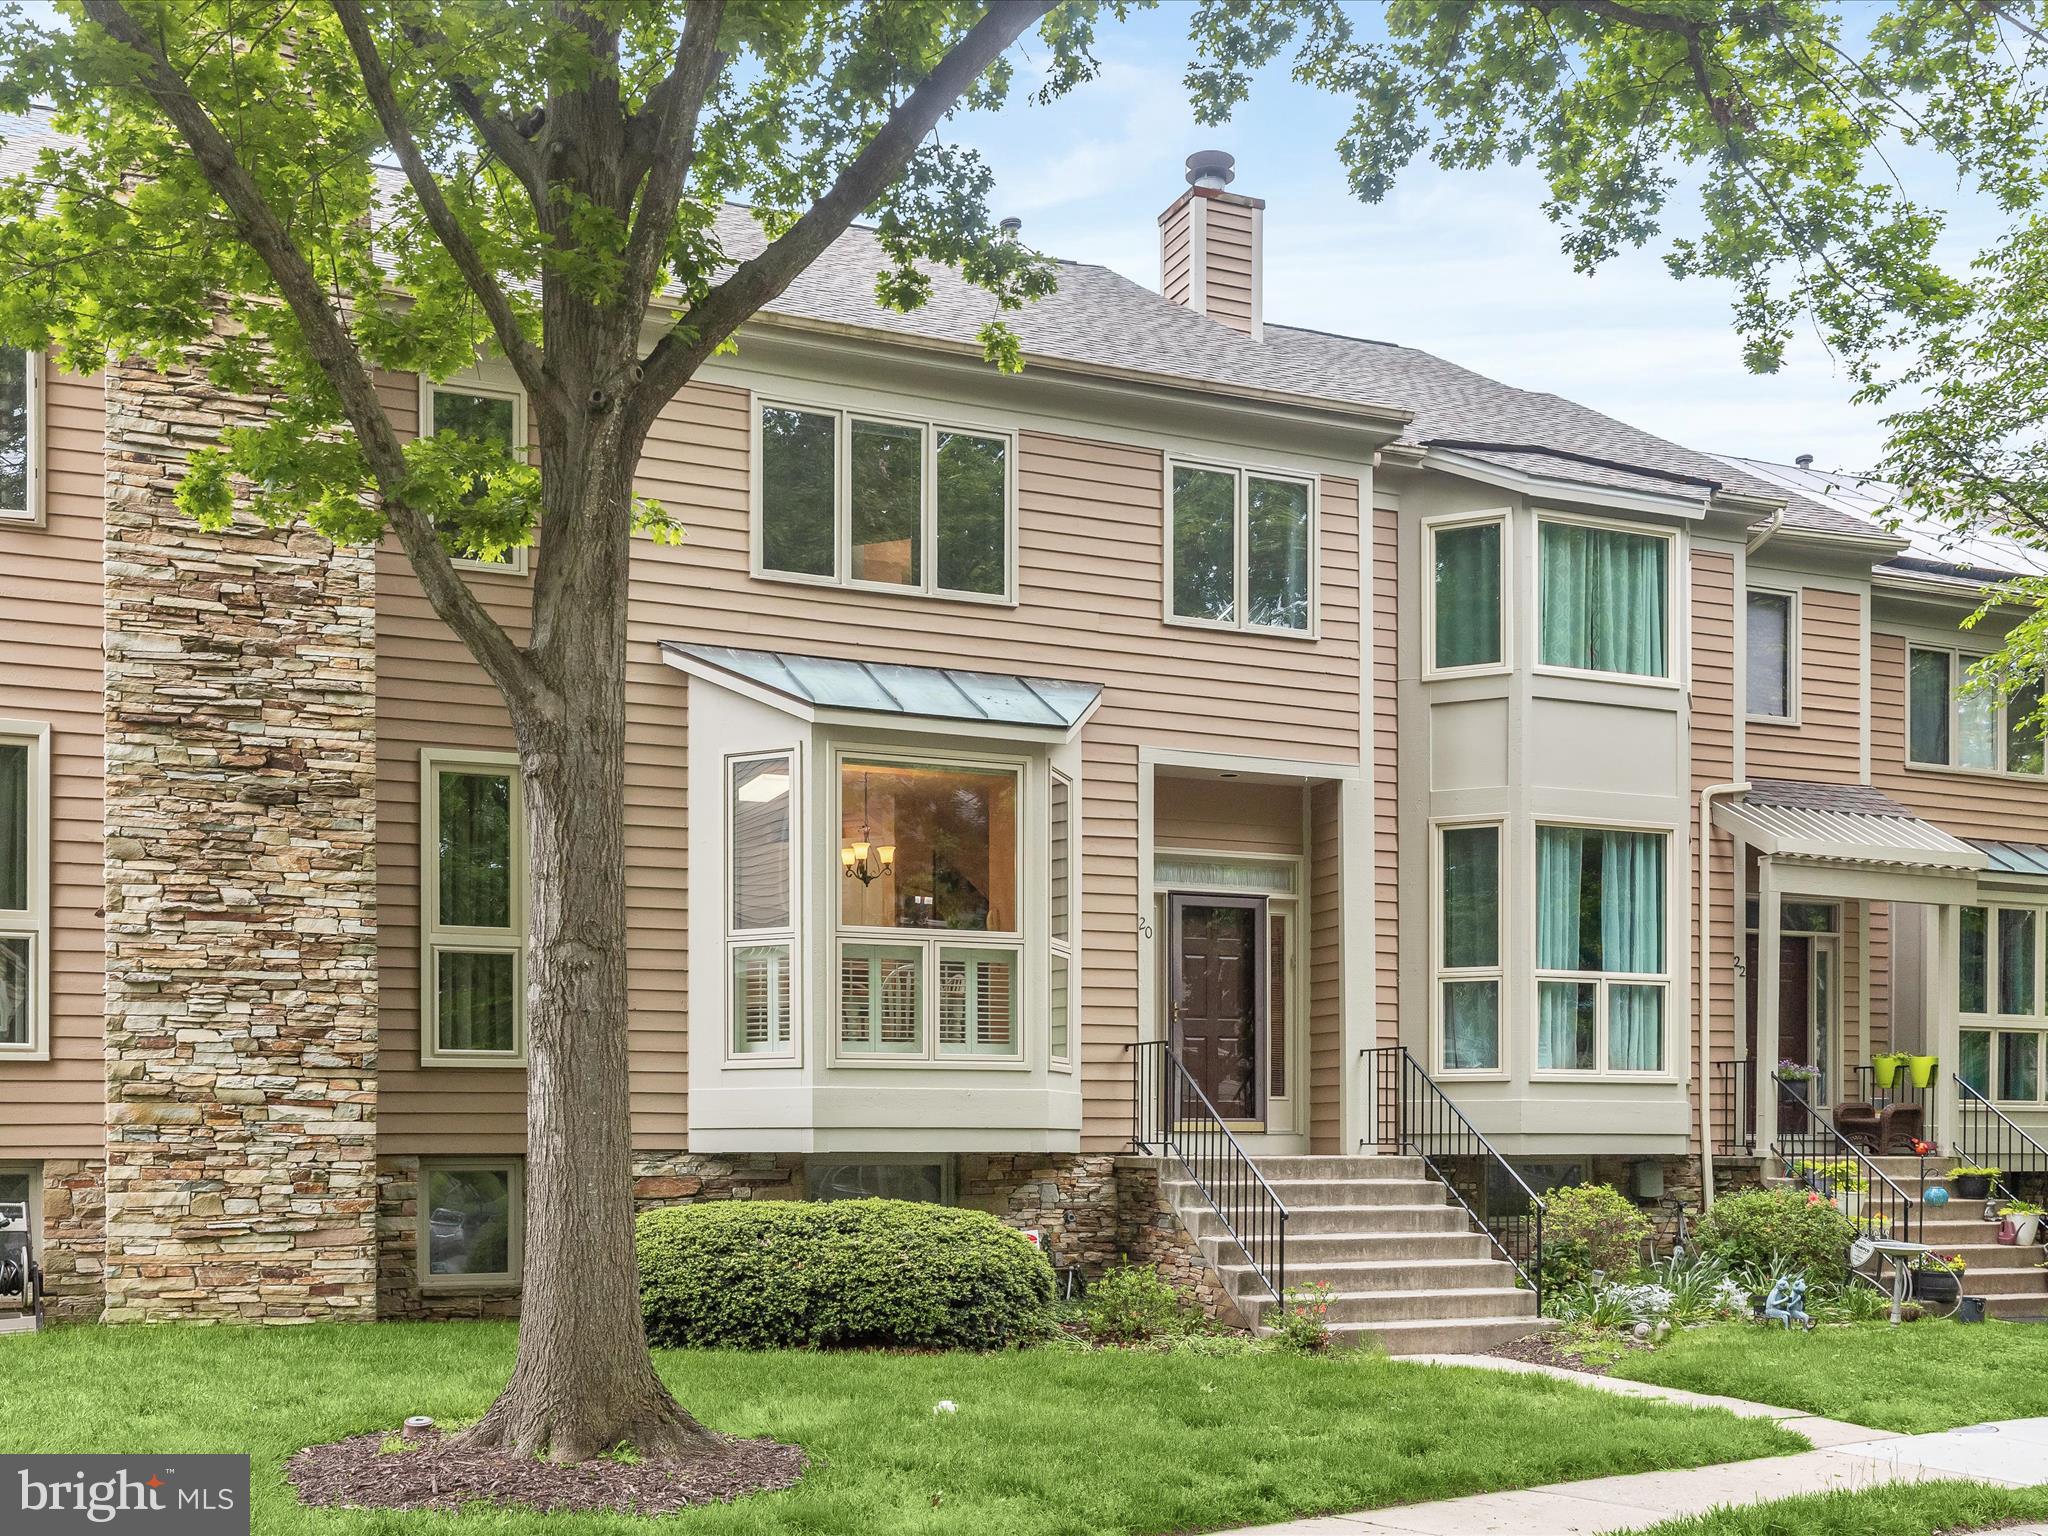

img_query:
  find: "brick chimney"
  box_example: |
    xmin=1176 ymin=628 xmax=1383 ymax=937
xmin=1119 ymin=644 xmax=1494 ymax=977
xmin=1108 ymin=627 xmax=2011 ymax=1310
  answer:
xmin=1159 ymin=150 xmax=1264 ymax=340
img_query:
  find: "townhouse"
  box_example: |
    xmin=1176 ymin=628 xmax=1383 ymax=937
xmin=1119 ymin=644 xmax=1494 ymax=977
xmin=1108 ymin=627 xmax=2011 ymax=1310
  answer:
xmin=3 ymin=132 xmax=2044 ymax=1344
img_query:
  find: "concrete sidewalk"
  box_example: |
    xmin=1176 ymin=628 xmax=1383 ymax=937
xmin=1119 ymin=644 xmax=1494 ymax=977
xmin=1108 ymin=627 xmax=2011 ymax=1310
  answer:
xmin=1211 ymin=1357 xmax=2048 ymax=1536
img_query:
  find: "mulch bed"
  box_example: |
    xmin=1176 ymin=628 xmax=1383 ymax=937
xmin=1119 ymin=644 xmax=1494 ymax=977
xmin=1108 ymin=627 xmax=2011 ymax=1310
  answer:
xmin=288 ymin=1428 xmax=808 ymax=1517
xmin=1485 ymin=1328 xmax=1653 ymax=1376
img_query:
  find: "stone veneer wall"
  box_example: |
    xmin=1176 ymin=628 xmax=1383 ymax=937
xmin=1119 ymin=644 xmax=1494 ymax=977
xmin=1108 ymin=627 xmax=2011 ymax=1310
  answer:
xmin=38 ymin=1158 xmax=106 ymax=1321
xmin=101 ymin=355 xmax=379 ymax=1322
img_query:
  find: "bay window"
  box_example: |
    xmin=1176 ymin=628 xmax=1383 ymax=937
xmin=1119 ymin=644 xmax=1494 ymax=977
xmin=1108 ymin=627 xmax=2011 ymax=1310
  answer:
xmin=1746 ymin=590 xmax=1794 ymax=719
xmin=1167 ymin=460 xmax=1316 ymax=635
xmin=1535 ymin=825 xmax=1668 ymax=1073
xmin=0 ymin=723 xmax=46 ymax=1056
xmin=423 ymin=379 xmax=527 ymax=572
xmin=729 ymin=753 xmax=796 ymax=1058
xmin=755 ymin=399 xmax=1013 ymax=602
xmin=1049 ymin=771 xmax=1074 ymax=1067
xmin=1430 ymin=517 xmax=1503 ymax=672
xmin=1909 ymin=646 xmax=2044 ymax=777
xmin=1960 ymin=901 xmax=2048 ymax=1104
xmin=1437 ymin=822 xmax=1502 ymax=1072
xmin=1537 ymin=518 xmax=1670 ymax=680
xmin=836 ymin=758 xmax=1021 ymax=1061
xmin=0 ymin=346 xmax=38 ymax=523
xmin=422 ymin=751 xmax=525 ymax=1063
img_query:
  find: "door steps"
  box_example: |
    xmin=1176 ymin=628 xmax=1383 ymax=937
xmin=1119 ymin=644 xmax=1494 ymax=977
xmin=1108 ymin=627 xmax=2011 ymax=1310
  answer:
xmin=1156 ymin=1154 xmax=1550 ymax=1355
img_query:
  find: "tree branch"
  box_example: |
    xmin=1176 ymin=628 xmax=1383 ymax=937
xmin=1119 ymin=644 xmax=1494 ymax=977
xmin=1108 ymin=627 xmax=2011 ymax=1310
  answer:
xmin=331 ymin=0 xmax=552 ymax=407
xmin=80 ymin=0 xmax=548 ymax=716
xmin=398 ymin=19 xmax=548 ymax=207
xmin=631 ymin=0 xmax=1052 ymax=424
xmin=617 ymin=0 xmax=725 ymax=316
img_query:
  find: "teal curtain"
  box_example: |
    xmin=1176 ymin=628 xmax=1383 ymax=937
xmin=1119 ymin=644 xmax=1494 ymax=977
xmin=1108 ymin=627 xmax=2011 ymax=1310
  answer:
xmin=1536 ymin=828 xmax=1586 ymax=1067
xmin=1961 ymin=1029 xmax=1991 ymax=1096
xmin=1440 ymin=826 xmax=1499 ymax=969
xmin=1600 ymin=831 xmax=1664 ymax=1071
xmin=1908 ymin=649 xmax=1952 ymax=764
xmin=1443 ymin=980 xmax=1499 ymax=1070
xmin=1961 ymin=907 xmax=1988 ymax=1014
xmin=2001 ymin=1031 xmax=2041 ymax=1102
xmin=1609 ymin=986 xmax=1664 ymax=1071
xmin=1434 ymin=522 xmax=1501 ymax=669
xmin=1538 ymin=523 xmax=1667 ymax=677
xmin=0 ymin=742 xmax=24 ymax=911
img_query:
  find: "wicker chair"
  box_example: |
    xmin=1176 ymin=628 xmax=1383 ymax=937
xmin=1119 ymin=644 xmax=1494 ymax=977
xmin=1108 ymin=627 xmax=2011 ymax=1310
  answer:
xmin=1832 ymin=1102 xmax=1881 ymax=1152
xmin=1875 ymin=1102 xmax=1925 ymax=1155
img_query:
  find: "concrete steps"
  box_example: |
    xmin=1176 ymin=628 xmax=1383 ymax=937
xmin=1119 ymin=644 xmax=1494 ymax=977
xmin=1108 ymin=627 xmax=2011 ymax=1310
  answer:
xmin=1151 ymin=1153 xmax=1548 ymax=1356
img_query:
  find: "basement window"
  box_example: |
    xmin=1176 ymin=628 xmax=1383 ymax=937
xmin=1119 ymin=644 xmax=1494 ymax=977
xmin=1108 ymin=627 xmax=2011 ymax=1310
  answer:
xmin=420 ymin=1159 xmax=523 ymax=1288
xmin=804 ymin=1159 xmax=950 ymax=1203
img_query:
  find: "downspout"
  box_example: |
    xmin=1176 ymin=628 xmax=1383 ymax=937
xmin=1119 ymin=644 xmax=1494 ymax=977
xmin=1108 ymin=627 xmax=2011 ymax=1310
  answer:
xmin=1699 ymin=781 xmax=1750 ymax=1210
xmin=1745 ymin=508 xmax=1785 ymax=557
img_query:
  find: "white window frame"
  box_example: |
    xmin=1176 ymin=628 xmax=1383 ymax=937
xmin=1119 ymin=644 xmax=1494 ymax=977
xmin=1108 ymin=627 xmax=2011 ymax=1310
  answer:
xmin=1431 ymin=817 xmax=1506 ymax=1079
xmin=419 ymin=372 xmax=531 ymax=576
xmin=1960 ymin=901 xmax=2048 ymax=1105
xmin=829 ymin=746 xmax=1029 ymax=1068
xmin=0 ymin=348 xmax=44 ymax=526
xmin=420 ymin=748 xmax=527 ymax=1068
xmin=0 ymin=720 xmax=50 ymax=1061
xmin=1421 ymin=509 xmax=1511 ymax=679
xmin=1530 ymin=817 xmax=1677 ymax=1081
xmin=1049 ymin=768 xmax=1075 ymax=1071
xmin=1162 ymin=455 xmax=1320 ymax=640
xmin=749 ymin=394 xmax=1019 ymax=605
xmin=1744 ymin=585 xmax=1801 ymax=724
xmin=417 ymin=1156 xmax=524 ymax=1291
xmin=1532 ymin=510 xmax=1682 ymax=688
xmin=725 ymin=748 xmax=800 ymax=1064
xmin=1906 ymin=644 xmax=2045 ymax=780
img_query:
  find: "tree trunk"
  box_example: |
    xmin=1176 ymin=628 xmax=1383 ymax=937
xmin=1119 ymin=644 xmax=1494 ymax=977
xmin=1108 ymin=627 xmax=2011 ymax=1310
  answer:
xmin=457 ymin=441 xmax=719 ymax=1465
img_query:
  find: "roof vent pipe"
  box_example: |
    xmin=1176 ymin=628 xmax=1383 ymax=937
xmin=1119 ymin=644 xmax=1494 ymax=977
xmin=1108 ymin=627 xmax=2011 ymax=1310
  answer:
xmin=1184 ymin=149 xmax=1236 ymax=189
xmin=1795 ymin=453 xmax=1815 ymax=470
xmin=998 ymin=216 xmax=1021 ymax=242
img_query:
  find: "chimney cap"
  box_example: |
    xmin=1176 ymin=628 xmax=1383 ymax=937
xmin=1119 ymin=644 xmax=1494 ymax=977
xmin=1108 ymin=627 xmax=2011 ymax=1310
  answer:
xmin=998 ymin=216 xmax=1022 ymax=240
xmin=1794 ymin=452 xmax=1815 ymax=469
xmin=1185 ymin=149 xmax=1236 ymax=189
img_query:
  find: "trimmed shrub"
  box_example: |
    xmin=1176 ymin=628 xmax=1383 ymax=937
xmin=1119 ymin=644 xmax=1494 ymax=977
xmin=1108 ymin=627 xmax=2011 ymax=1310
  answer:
xmin=636 ymin=1198 xmax=1056 ymax=1351
xmin=1081 ymin=1264 xmax=1193 ymax=1344
xmin=1693 ymin=1187 xmax=1858 ymax=1287
xmin=1542 ymin=1183 xmax=1651 ymax=1282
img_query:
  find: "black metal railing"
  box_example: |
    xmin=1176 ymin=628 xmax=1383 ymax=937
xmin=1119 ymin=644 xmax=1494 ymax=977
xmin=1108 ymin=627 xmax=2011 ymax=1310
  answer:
xmin=1128 ymin=1040 xmax=1289 ymax=1299
xmin=1712 ymin=1057 xmax=1755 ymax=1156
xmin=1366 ymin=1045 xmax=1545 ymax=1304
xmin=1952 ymin=1075 xmax=2048 ymax=1208
xmin=1771 ymin=1071 xmax=1919 ymax=1244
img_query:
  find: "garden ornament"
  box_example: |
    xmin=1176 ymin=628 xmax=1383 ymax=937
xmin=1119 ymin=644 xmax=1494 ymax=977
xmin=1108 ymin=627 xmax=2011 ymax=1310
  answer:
xmin=1762 ymin=1275 xmax=1813 ymax=1331
xmin=1925 ymin=1185 xmax=1950 ymax=1206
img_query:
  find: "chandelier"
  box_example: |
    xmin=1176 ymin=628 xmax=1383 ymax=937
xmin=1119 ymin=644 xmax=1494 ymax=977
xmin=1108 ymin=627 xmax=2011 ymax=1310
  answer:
xmin=841 ymin=773 xmax=895 ymax=886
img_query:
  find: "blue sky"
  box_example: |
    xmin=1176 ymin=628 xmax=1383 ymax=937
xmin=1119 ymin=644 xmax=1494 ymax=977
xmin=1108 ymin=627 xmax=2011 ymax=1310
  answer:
xmin=949 ymin=7 xmax=2008 ymax=475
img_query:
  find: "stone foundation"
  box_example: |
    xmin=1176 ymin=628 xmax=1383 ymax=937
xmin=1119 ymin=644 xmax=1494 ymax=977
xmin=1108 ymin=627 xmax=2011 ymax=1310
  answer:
xmin=101 ymin=354 xmax=379 ymax=1322
xmin=37 ymin=1158 xmax=106 ymax=1321
xmin=375 ymin=1157 xmax=519 ymax=1321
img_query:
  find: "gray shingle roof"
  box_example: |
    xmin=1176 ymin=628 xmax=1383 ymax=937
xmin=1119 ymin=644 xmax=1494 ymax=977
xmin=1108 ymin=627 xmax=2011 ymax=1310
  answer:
xmin=1744 ymin=777 xmax=1916 ymax=817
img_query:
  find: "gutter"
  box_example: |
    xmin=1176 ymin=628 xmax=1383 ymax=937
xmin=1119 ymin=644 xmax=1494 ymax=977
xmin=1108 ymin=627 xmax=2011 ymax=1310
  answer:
xmin=1744 ymin=509 xmax=1784 ymax=557
xmin=1699 ymin=780 xmax=1749 ymax=1210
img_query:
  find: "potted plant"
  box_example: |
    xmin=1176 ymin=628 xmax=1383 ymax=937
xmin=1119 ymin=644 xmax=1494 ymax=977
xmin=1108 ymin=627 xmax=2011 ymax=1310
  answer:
xmin=1951 ymin=1165 xmax=2001 ymax=1201
xmin=1873 ymin=1052 xmax=1908 ymax=1091
xmin=1794 ymin=1158 xmax=1869 ymax=1221
xmin=1778 ymin=1059 xmax=1818 ymax=1083
xmin=1912 ymin=1252 xmax=1966 ymax=1305
xmin=1910 ymin=1054 xmax=1940 ymax=1089
xmin=2004 ymin=1202 xmax=2046 ymax=1245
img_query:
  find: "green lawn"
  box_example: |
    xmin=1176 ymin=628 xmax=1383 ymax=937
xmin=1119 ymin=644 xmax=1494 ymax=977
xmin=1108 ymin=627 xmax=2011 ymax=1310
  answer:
xmin=1633 ymin=1481 xmax=2048 ymax=1536
xmin=0 ymin=1323 xmax=1804 ymax=1535
xmin=1613 ymin=1320 xmax=2048 ymax=1434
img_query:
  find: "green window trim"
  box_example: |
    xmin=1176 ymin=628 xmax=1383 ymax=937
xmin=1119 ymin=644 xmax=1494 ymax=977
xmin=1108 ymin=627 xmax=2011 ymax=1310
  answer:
xmin=423 ymin=752 xmax=526 ymax=1064
xmin=419 ymin=1159 xmax=524 ymax=1290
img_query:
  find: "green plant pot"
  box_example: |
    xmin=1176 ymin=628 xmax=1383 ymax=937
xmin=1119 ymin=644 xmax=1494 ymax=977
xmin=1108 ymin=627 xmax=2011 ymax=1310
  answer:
xmin=1910 ymin=1055 xmax=1938 ymax=1089
xmin=1874 ymin=1056 xmax=1901 ymax=1090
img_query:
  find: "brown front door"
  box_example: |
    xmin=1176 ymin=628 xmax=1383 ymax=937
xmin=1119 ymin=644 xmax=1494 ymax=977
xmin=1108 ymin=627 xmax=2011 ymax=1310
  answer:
xmin=1746 ymin=934 xmax=1815 ymax=1131
xmin=1170 ymin=895 xmax=1264 ymax=1120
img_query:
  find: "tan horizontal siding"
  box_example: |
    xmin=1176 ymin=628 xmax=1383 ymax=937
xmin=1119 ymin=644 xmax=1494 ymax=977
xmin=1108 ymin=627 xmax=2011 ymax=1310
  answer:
xmin=1747 ymin=586 xmax=1863 ymax=783
xmin=1155 ymin=777 xmax=1302 ymax=856
xmin=1691 ymin=550 xmax=1737 ymax=1149
xmin=0 ymin=362 xmax=105 ymax=1158
xmin=1872 ymin=630 xmax=2048 ymax=841
xmin=1372 ymin=504 xmax=1399 ymax=1051
xmin=1201 ymin=200 xmax=1257 ymax=335
xmin=1308 ymin=780 xmax=1343 ymax=1154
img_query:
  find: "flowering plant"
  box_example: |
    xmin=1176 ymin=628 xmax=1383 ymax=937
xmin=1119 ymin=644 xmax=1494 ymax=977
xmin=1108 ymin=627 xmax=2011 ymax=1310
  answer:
xmin=1917 ymin=1252 xmax=1967 ymax=1275
xmin=1777 ymin=1059 xmax=1818 ymax=1081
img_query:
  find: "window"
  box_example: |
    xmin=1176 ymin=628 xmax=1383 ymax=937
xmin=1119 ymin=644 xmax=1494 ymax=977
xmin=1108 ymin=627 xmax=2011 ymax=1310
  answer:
xmin=1909 ymin=646 xmax=2044 ymax=777
xmin=0 ymin=724 xmax=47 ymax=1058
xmin=1535 ymin=825 xmax=1668 ymax=1073
xmin=1430 ymin=517 xmax=1503 ymax=672
xmin=1960 ymin=902 xmax=2048 ymax=1104
xmin=729 ymin=753 xmax=796 ymax=1059
xmin=1049 ymin=771 xmax=1074 ymax=1067
xmin=1269 ymin=908 xmax=1291 ymax=1099
xmin=755 ymin=400 xmax=1013 ymax=602
xmin=0 ymin=347 xmax=38 ymax=523
xmin=1436 ymin=823 xmax=1502 ymax=1072
xmin=1168 ymin=460 xmax=1316 ymax=635
xmin=805 ymin=1159 xmax=950 ymax=1202
xmin=420 ymin=1160 xmax=522 ymax=1287
xmin=422 ymin=751 xmax=525 ymax=1064
xmin=836 ymin=758 xmax=1021 ymax=1061
xmin=1746 ymin=590 xmax=1795 ymax=719
xmin=422 ymin=379 xmax=528 ymax=572
xmin=1537 ymin=518 xmax=1670 ymax=679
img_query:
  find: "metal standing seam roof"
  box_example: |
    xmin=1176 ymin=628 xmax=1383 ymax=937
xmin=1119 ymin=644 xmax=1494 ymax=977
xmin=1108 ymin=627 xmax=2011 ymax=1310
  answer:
xmin=1969 ymin=840 xmax=2048 ymax=880
xmin=1714 ymin=792 xmax=1987 ymax=873
xmin=661 ymin=642 xmax=1103 ymax=733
